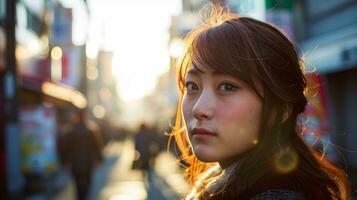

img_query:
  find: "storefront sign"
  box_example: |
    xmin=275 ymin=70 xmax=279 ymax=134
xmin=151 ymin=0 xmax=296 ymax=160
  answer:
xmin=19 ymin=105 xmax=58 ymax=174
xmin=60 ymin=46 xmax=82 ymax=88
xmin=51 ymin=5 xmax=72 ymax=45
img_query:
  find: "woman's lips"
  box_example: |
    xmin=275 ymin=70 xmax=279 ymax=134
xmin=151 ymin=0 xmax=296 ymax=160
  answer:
xmin=193 ymin=128 xmax=217 ymax=135
xmin=192 ymin=128 xmax=217 ymax=140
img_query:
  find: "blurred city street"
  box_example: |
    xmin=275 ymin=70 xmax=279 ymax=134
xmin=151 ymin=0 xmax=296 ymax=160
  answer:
xmin=1 ymin=0 xmax=357 ymax=199
xmin=28 ymin=138 xmax=188 ymax=200
xmin=87 ymin=139 xmax=187 ymax=200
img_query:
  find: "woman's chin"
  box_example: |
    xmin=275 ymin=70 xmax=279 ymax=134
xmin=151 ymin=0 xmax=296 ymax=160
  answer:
xmin=193 ymin=148 xmax=218 ymax=163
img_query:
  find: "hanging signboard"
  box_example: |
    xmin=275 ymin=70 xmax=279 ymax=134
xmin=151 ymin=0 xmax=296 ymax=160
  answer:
xmin=60 ymin=46 xmax=82 ymax=89
xmin=51 ymin=4 xmax=72 ymax=46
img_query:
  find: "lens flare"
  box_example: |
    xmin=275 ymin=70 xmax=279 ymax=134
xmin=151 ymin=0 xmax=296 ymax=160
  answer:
xmin=252 ymin=139 xmax=258 ymax=145
xmin=273 ymin=148 xmax=299 ymax=174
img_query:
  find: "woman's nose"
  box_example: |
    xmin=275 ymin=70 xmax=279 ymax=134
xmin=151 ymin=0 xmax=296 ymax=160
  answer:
xmin=192 ymin=91 xmax=214 ymax=120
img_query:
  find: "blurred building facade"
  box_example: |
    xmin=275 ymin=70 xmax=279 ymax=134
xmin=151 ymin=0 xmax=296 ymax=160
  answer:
xmin=0 ymin=0 xmax=124 ymax=190
xmin=0 ymin=0 xmax=121 ymax=198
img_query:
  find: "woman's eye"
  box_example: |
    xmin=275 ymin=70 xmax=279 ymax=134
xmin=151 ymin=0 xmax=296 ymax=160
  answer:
xmin=218 ymin=83 xmax=238 ymax=92
xmin=185 ymin=81 xmax=199 ymax=91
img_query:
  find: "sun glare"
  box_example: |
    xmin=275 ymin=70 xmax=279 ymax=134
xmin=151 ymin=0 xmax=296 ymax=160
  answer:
xmin=106 ymin=0 xmax=181 ymax=102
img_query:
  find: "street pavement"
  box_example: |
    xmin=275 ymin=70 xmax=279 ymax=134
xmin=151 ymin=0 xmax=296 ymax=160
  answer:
xmin=53 ymin=139 xmax=189 ymax=200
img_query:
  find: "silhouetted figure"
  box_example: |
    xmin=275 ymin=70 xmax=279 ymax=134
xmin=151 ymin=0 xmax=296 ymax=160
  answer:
xmin=62 ymin=110 xmax=102 ymax=200
xmin=134 ymin=124 xmax=151 ymax=175
xmin=133 ymin=123 xmax=162 ymax=185
xmin=147 ymin=125 xmax=161 ymax=167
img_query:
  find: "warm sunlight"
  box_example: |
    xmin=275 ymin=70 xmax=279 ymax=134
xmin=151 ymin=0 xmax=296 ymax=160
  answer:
xmin=103 ymin=0 xmax=181 ymax=102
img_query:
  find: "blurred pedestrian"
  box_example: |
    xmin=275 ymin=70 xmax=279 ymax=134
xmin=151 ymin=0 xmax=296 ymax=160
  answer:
xmin=170 ymin=4 xmax=350 ymax=200
xmin=133 ymin=123 xmax=151 ymax=176
xmin=147 ymin=125 xmax=162 ymax=167
xmin=62 ymin=109 xmax=103 ymax=200
xmin=133 ymin=123 xmax=161 ymax=182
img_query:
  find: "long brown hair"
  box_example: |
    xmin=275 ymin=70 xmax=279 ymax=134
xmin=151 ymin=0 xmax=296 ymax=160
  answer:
xmin=170 ymin=5 xmax=350 ymax=200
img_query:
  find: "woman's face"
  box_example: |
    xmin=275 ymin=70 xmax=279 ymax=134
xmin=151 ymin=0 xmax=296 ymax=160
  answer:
xmin=182 ymin=63 xmax=263 ymax=168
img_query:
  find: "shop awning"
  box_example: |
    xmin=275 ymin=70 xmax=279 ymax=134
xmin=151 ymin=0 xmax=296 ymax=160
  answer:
xmin=20 ymin=75 xmax=87 ymax=109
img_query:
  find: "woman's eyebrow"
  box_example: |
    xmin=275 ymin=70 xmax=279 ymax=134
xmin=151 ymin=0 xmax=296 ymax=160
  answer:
xmin=188 ymin=64 xmax=224 ymax=76
xmin=187 ymin=66 xmax=204 ymax=75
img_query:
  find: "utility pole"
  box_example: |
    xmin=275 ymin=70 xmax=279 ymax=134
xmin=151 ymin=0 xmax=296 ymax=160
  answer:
xmin=1 ymin=0 xmax=24 ymax=198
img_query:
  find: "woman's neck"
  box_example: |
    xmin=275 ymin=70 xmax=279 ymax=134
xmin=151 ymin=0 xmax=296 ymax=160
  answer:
xmin=219 ymin=158 xmax=240 ymax=170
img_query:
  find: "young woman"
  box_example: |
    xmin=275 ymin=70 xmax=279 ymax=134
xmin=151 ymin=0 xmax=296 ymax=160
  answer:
xmin=170 ymin=5 xmax=350 ymax=200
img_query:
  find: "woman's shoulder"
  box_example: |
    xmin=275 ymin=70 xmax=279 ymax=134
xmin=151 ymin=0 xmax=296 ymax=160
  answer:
xmin=239 ymin=172 xmax=306 ymax=199
xmin=242 ymin=171 xmax=331 ymax=200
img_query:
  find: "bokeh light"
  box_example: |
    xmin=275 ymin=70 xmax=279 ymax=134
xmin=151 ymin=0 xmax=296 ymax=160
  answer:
xmin=50 ymin=46 xmax=62 ymax=60
xmin=274 ymin=148 xmax=299 ymax=174
xmin=93 ymin=105 xmax=106 ymax=119
xmin=169 ymin=38 xmax=185 ymax=58
xmin=86 ymin=66 xmax=98 ymax=80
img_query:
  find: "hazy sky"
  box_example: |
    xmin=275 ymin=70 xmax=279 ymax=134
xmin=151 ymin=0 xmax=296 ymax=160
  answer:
xmin=88 ymin=0 xmax=182 ymax=101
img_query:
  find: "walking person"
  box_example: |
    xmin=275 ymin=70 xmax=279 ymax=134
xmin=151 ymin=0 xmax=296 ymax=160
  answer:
xmin=62 ymin=110 xmax=103 ymax=200
xmin=170 ymin=5 xmax=350 ymax=200
xmin=134 ymin=123 xmax=152 ymax=182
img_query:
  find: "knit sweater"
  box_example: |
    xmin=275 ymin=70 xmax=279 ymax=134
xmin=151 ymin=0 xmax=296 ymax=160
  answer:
xmin=185 ymin=164 xmax=308 ymax=200
xmin=251 ymin=189 xmax=306 ymax=200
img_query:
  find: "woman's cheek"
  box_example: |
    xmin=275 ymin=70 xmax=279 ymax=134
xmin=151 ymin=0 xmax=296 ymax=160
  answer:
xmin=182 ymin=97 xmax=193 ymax=122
